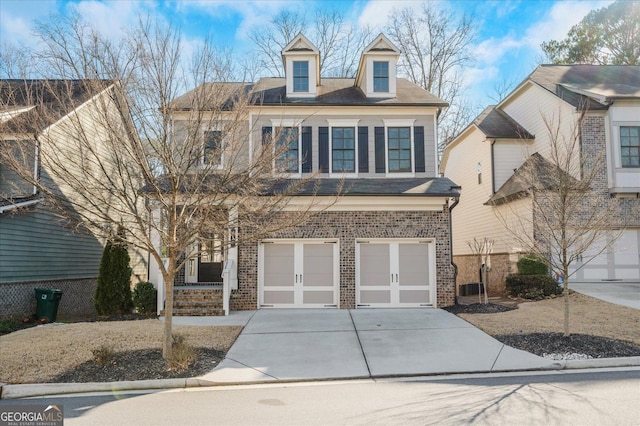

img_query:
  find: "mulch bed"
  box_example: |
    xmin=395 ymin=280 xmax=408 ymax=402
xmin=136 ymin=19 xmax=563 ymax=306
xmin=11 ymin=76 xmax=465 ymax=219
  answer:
xmin=496 ymin=333 xmax=640 ymax=358
xmin=445 ymin=302 xmax=640 ymax=359
xmin=53 ymin=348 xmax=225 ymax=383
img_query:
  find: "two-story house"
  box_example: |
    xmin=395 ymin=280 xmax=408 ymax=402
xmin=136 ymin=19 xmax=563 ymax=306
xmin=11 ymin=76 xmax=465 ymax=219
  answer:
xmin=0 ymin=79 xmax=147 ymax=320
xmin=441 ymin=65 xmax=640 ymax=294
xmin=151 ymin=33 xmax=460 ymax=314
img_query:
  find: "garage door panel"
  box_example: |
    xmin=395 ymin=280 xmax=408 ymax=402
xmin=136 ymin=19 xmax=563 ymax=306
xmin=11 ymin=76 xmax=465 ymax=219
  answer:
xmin=360 ymin=290 xmax=391 ymax=304
xmin=263 ymin=290 xmax=294 ymax=304
xmin=303 ymin=244 xmax=334 ymax=287
xmin=400 ymin=290 xmax=429 ymax=304
xmin=614 ymin=230 xmax=639 ymax=265
xmin=303 ymin=291 xmax=335 ymax=304
xmin=360 ymin=244 xmax=390 ymax=286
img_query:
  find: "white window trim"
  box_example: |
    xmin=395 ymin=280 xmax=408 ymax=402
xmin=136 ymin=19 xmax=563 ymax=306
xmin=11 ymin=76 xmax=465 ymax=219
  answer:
xmin=269 ymin=121 xmax=303 ymax=177
xmin=202 ymin=127 xmax=224 ymax=170
xmin=383 ymin=119 xmax=415 ymax=177
xmin=328 ymin=119 xmax=360 ymax=177
xmin=617 ymin=123 xmax=640 ymax=168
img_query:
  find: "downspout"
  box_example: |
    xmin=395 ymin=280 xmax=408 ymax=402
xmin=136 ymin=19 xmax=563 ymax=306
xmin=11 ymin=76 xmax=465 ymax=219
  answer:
xmin=491 ymin=139 xmax=496 ymax=193
xmin=448 ymin=191 xmax=461 ymax=301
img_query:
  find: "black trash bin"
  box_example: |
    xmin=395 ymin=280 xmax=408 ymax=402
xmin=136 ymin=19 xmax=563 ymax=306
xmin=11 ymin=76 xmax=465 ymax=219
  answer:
xmin=35 ymin=288 xmax=63 ymax=322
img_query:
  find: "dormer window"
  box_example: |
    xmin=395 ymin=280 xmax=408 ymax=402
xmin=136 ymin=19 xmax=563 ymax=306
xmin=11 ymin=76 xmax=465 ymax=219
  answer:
xmin=293 ymin=61 xmax=309 ymax=92
xmin=373 ymin=61 xmax=389 ymax=92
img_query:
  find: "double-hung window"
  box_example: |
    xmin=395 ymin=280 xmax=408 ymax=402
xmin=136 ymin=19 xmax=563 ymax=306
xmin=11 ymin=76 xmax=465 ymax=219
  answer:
xmin=276 ymin=127 xmax=300 ymax=173
xmin=373 ymin=61 xmax=389 ymax=92
xmin=387 ymin=127 xmax=411 ymax=172
xmin=293 ymin=61 xmax=309 ymax=92
xmin=203 ymin=130 xmax=223 ymax=167
xmin=332 ymin=127 xmax=356 ymax=173
xmin=620 ymin=126 xmax=640 ymax=167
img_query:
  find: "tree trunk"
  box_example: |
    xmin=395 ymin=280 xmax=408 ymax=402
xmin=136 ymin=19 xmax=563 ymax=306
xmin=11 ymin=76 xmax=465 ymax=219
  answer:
xmin=162 ymin=263 xmax=175 ymax=360
xmin=563 ymin=271 xmax=570 ymax=337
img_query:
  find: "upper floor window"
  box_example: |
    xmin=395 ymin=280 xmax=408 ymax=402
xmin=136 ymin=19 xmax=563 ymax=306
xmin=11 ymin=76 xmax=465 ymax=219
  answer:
xmin=332 ymin=127 xmax=355 ymax=173
xmin=621 ymin=126 xmax=639 ymax=167
xmin=203 ymin=130 xmax=223 ymax=166
xmin=387 ymin=127 xmax=411 ymax=172
xmin=373 ymin=61 xmax=389 ymax=92
xmin=293 ymin=61 xmax=309 ymax=92
xmin=276 ymin=127 xmax=300 ymax=173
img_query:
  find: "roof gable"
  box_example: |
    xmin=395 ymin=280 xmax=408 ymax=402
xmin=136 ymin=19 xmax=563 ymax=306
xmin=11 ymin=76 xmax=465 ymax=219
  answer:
xmin=362 ymin=33 xmax=401 ymax=54
xmin=282 ymin=33 xmax=319 ymax=54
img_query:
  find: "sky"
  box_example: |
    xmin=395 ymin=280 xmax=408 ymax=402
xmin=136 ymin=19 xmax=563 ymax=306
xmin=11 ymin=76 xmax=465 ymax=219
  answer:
xmin=0 ymin=0 xmax=613 ymax=111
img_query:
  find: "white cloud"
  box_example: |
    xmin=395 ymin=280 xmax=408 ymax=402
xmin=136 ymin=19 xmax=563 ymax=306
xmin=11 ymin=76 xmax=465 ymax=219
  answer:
xmin=0 ymin=0 xmax=58 ymax=49
xmin=474 ymin=36 xmax=522 ymax=65
xmin=462 ymin=66 xmax=500 ymax=88
xmin=523 ymin=0 xmax=611 ymax=48
xmin=66 ymin=1 xmax=158 ymax=41
xmin=357 ymin=0 xmax=423 ymax=31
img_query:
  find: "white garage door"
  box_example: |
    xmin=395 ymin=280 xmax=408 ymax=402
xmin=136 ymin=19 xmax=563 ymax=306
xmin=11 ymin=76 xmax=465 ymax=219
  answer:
xmin=356 ymin=240 xmax=435 ymax=307
xmin=570 ymin=229 xmax=640 ymax=281
xmin=259 ymin=240 xmax=338 ymax=308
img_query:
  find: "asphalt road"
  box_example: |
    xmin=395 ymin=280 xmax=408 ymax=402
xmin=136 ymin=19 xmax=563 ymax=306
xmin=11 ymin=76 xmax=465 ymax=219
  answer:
xmin=3 ymin=368 xmax=639 ymax=425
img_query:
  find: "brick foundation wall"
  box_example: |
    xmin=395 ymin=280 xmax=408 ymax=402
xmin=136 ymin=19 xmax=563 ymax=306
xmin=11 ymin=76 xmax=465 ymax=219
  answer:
xmin=0 ymin=278 xmax=97 ymax=320
xmin=454 ymin=253 xmax=515 ymax=296
xmin=230 ymin=208 xmax=456 ymax=310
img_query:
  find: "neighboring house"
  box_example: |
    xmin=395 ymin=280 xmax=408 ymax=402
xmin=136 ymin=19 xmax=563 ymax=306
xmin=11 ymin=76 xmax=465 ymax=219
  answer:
xmin=441 ymin=65 xmax=640 ymax=294
xmin=0 ymin=80 xmax=147 ymax=319
xmin=149 ymin=33 xmax=460 ymax=314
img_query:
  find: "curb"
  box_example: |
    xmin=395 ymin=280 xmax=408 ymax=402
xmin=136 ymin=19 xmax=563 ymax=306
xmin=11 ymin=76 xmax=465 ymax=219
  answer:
xmin=3 ymin=357 xmax=640 ymax=400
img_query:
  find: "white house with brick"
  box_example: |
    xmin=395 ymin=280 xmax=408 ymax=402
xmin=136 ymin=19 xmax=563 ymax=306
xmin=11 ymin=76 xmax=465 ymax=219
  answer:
xmin=441 ymin=65 xmax=640 ymax=294
xmin=149 ymin=33 xmax=460 ymax=314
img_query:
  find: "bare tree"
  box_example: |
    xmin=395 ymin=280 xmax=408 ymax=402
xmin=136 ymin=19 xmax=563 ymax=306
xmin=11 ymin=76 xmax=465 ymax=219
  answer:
xmin=495 ymin=107 xmax=634 ymax=336
xmin=467 ymin=237 xmax=494 ymax=304
xmin=1 ymin=16 xmax=329 ymax=360
xmin=248 ymin=8 xmax=372 ymax=78
xmin=386 ymin=3 xmax=477 ymax=154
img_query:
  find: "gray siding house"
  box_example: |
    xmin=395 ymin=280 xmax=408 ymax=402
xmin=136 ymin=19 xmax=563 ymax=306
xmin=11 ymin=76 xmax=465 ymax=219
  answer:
xmin=150 ymin=33 xmax=460 ymax=314
xmin=0 ymin=80 xmax=146 ymax=319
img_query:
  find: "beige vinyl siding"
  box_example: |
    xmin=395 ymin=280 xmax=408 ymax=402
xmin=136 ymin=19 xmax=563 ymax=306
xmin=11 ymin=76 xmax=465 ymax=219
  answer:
xmin=492 ymin=140 xmax=531 ymax=190
xmin=37 ymin=88 xmax=148 ymax=281
xmin=501 ymin=83 xmax=581 ymax=177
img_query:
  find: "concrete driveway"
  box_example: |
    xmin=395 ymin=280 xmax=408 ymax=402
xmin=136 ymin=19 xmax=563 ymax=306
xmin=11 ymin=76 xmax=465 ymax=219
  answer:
xmin=570 ymin=282 xmax=640 ymax=310
xmin=196 ymin=309 xmax=559 ymax=384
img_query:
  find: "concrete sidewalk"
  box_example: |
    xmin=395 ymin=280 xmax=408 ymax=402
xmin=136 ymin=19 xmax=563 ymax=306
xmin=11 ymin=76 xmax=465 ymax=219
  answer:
xmin=195 ymin=309 xmax=560 ymax=384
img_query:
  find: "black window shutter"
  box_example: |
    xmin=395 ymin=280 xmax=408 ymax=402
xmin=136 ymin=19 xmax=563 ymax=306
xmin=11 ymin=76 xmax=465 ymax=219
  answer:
xmin=318 ymin=127 xmax=329 ymax=173
xmin=414 ymin=126 xmax=425 ymax=173
xmin=318 ymin=127 xmax=330 ymax=173
xmin=301 ymin=126 xmax=312 ymax=173
xmin=358 ymin=126 xmax=369 ymax=173
xmin=374 ymin=126 xmax=385 ymax=173
xmin=262 ymin=126 xmax=272 ymax=145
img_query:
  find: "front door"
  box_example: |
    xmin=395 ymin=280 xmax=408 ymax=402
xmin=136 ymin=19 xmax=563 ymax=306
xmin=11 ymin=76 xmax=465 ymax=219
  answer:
xmin=185 ymin=234 xmax=224 ymax=284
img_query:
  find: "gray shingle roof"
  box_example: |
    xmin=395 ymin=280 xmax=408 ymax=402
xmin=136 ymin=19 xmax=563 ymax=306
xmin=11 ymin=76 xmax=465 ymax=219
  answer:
xmin=485 ymin=153 xmax=580 ymax=206
xmin=474 ymin=106 xmax=534 ymax=139
xmin=528 ymin=65 xmax=640 ymax=110
xmin=1 ymin=79 xmax=112 ymax=134
xmin=169 ymin=78 xmax=448 ymax=111
xmin=267 ymin=177 xmax=460 ymax=197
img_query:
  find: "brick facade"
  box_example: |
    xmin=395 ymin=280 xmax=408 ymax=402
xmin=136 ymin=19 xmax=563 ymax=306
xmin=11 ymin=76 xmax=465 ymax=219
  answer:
xmin=230 ymin=208 xmax=456 ymax=310
xmin=454 ymin=252 xmax=515 ymax=296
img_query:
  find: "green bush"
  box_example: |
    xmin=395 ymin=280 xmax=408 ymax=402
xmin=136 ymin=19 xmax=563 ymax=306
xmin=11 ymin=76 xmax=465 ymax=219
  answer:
xmin=506 ymin=274 xmax=562 ymax=299
xmin=133 ymin=281 xmax=157 ymax=314
xmin=94 ymin=237 xmax=133 ymax=315
xmin=517 ymin=254 xmax=549 ymax=275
